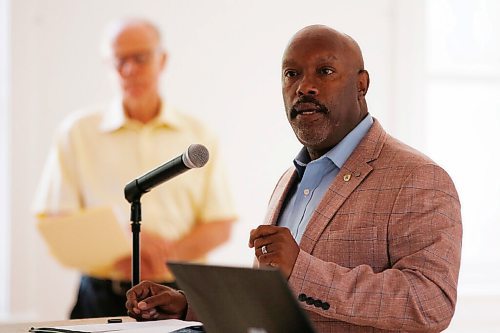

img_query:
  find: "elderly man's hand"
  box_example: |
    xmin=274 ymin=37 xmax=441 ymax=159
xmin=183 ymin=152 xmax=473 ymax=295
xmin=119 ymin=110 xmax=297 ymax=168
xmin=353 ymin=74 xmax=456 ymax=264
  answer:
xmin=248 ymin=225 xmax=300 ymax=279
xmin=125 ymin=281 xmax=187 ymax=321
xmin=115 ymin=231 xmax=174 ymax=280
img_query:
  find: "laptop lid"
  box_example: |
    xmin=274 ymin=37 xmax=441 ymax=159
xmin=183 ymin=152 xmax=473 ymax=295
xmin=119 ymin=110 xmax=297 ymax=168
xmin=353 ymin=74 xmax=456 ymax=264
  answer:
xmin=168 ymin=262 xmax=316 ymax=333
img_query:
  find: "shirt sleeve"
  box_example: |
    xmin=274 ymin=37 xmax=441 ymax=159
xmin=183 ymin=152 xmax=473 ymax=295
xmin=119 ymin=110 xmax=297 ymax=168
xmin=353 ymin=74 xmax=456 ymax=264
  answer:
xmin=32 ymin=125 xmax=83 ymax=215
xmin=195 ymin=135 xmax=238 ymax=224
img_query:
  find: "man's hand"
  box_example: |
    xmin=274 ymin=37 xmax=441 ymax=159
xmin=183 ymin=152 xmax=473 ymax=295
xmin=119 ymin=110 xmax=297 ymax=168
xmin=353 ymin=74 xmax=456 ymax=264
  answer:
xmin=248 ymin=225 xmax=300 ymax=279
xmin=115 ymin=231 xmax=174 ymax=280
xmin=125 ymin=281 xmax=187 ymax=321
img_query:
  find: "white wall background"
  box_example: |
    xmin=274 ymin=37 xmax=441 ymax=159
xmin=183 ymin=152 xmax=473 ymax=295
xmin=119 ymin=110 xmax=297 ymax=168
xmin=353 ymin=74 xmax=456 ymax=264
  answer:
xmin=2 ymin=0 xmax=499 ymax=331
xmin=0 ymin=0 xmax=11 ymax=319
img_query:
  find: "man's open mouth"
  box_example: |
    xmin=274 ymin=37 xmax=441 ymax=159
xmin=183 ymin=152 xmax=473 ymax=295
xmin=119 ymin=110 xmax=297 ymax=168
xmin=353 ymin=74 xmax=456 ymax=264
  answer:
xmin=290 ymin=101 xmax=328 ymax=119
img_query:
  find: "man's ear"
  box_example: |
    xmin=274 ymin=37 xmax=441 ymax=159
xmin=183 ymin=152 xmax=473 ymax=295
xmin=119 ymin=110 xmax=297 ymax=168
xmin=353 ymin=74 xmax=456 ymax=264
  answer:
xmin=160 ymin=51 xmax=168 ymax=71
xmin=357 ymin=70 xmax=370 ymax=97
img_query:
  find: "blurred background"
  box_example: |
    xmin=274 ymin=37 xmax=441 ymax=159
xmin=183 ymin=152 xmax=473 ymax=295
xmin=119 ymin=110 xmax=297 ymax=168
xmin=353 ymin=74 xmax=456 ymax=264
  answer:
xmin=1 ymin=0 xmax=499 ymax=331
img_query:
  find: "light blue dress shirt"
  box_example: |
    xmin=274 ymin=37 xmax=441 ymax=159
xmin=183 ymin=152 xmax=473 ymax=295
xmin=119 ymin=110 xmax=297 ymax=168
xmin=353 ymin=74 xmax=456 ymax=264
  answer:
xmin=278 ymin=114 xmax=374 ymax=243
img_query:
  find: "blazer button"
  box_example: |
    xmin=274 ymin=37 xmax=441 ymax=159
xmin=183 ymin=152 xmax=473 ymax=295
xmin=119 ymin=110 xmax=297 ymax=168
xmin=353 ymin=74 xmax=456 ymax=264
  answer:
xmin=306 ymin=297 xmax=315 ymax=305
xmin=322 ymin=302 xmax=330 ymax=310
xmin=298 ymin=293 xmax=307 ymax=302
xmin=313 ymin=299 xmax=323 ymax=308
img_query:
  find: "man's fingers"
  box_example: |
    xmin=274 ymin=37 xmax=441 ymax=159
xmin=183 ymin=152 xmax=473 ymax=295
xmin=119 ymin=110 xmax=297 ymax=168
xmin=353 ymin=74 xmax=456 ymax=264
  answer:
xmin=248 ymin=229 xmax=256 ymax=247
xmin=141 ymin=289 xmax=185 ymax=313
xmin=126 ymin=281 xmax=153 ymax=300
xmin=125 ymin=298 xmax=139 ymax=313
xmin=248 ymin=225 xmax=281 ymax=247
xmin=137 ymin=306 xmax=158 ymax=319
xmin=139 ymin=293 xmax=170 ymax=310
xmin=130 ymin=308 xmax=159 ymax=321
xmin=254 ymin=242 xmax=276 ymax=257
xmin=257 ymin=252 xmax=278 ymax=266
xmin=138 ymin=301 xmax=151 ymax=310
xmin=126 ymin=281 xmax=162 ymax=316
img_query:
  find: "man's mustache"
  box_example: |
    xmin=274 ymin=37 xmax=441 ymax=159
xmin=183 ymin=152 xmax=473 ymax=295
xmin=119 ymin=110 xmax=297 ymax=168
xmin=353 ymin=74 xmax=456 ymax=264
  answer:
xmin=290 ymin=96 xmax=329 ymax=119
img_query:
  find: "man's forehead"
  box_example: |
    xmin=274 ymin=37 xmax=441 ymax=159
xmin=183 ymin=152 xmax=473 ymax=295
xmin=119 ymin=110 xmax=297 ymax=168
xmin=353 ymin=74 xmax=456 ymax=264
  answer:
xmin=282 ymin=37 xmax=342 ymax=66
xmin=112 ymin=29 xmax=159 ymax=55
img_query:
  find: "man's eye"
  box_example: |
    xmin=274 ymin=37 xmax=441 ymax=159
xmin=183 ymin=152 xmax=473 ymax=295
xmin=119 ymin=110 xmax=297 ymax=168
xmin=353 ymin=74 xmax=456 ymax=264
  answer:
xmin=134 ymin=53 xmax=151 ymax=64
xmin=284 ymin=70 xmax=298 ymax=78
xmin=319 ymin=68 xmax=334 ymax=75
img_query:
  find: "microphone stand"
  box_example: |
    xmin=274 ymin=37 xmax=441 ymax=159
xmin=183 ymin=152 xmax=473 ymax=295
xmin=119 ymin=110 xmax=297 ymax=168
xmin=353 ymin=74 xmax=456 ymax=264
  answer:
xmin=125 ymin=180 xmax=146 ymax=287
xmin=130 ymin=200 xmax=141 ymax=286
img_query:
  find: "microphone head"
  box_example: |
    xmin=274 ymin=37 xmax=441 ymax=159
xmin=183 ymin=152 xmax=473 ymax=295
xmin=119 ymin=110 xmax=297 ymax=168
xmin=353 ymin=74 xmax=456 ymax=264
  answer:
xmin=183 ymin=144 xmax=209 ymax=168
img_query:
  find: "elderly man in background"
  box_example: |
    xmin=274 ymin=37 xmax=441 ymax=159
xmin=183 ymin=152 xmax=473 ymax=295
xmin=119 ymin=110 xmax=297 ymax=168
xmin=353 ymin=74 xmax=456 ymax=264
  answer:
xmin=34 ymin=18 xmax=237 ymax=319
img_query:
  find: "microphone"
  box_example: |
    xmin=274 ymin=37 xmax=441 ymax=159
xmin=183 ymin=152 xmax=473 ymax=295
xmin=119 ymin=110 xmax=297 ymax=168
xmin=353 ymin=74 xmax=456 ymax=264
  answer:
xmin=124 ymin=144 xmax=209 ymax=202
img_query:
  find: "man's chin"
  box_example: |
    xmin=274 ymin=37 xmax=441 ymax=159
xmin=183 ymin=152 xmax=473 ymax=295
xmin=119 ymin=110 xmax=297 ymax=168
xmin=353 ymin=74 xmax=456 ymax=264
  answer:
xmin=127 ymin=90 xmax=144 ymax=96
xmin=123 ymin=91 xmax=147 ymax=103
xmin=295 ymin=134 xmax=328 ymax=149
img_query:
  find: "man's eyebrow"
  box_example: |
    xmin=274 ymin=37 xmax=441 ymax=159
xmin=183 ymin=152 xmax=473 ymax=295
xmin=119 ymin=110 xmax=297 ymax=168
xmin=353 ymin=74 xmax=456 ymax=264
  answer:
xmin=282 ymin=60 xmax=296 ymax=68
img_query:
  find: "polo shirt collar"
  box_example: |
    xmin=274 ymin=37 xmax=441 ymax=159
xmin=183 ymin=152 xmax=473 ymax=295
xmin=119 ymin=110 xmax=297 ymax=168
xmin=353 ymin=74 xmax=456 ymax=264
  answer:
xmin=99 ymin=97 xmax=183 ymax=132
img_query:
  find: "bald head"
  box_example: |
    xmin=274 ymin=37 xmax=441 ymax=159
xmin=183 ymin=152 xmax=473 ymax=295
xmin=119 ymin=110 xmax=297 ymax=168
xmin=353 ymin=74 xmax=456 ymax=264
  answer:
xmin=102 ymin=18 xmax=163 ymax=57
xmin=284 ymin=25 xmax=364 ymax=72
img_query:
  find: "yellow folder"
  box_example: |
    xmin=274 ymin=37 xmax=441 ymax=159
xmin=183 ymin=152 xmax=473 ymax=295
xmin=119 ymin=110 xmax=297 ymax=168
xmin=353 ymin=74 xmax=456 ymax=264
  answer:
xmin=37 ymin=206 xmax=131 ymax=272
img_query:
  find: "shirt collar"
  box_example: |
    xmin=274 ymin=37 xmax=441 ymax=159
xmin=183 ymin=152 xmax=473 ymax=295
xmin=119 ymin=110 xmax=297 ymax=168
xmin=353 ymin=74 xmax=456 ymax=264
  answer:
xmin=99 ymin=97 xmax=183 ymax=132
xmin=293 ymin=114 xmax=374 ymax=178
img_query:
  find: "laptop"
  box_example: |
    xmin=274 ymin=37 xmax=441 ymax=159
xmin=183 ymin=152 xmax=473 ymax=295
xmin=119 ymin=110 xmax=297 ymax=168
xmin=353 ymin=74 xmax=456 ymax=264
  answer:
xmin=168 ymin=262 xmax=316 ymax=333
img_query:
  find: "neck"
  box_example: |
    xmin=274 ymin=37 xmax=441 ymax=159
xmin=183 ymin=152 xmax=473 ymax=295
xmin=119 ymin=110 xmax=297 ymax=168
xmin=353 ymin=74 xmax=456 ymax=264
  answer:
xmin=306 ymin=111 xmax=369 ymax=161
xmin=124 ymin=94 xmax=161 ymax=124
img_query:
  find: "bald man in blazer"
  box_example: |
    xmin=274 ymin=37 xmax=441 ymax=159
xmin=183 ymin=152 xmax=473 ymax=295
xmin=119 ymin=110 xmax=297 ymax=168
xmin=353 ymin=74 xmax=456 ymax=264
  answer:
xmin=248 ymin=26 xmax=462 ymax=332
xmin=126 ymin=25 xmax=461 ymax=332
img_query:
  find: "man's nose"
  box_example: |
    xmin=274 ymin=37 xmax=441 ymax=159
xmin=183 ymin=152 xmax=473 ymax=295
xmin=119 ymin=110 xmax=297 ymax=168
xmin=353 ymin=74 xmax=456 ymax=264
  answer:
xmin=119 ymin=59 xmax=139 ymax=76
xmin=296 ymin=76 xmax=319 ymax=96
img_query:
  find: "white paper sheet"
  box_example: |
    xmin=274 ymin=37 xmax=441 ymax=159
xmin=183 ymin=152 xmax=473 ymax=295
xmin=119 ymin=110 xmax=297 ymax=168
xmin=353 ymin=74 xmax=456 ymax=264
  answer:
xmin=50 ymin=319 xmax=202 ymax=332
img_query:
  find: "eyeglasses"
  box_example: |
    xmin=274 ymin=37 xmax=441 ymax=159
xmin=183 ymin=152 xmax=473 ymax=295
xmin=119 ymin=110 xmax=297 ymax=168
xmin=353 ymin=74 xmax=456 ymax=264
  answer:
xmin=112 ymin=50 xmax=159 ymax=70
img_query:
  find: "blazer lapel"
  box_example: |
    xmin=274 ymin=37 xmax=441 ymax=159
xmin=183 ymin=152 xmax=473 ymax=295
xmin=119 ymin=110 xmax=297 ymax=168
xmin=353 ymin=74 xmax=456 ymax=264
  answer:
xmin=299 ymin=119 xmax=387 ymax=254
xmin=263 ymin=168 xmax=297 ymax=226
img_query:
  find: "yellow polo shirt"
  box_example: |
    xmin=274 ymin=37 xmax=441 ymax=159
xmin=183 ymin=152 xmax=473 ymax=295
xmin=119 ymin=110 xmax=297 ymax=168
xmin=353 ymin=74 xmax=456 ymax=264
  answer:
xmin=33 ymin=99 xmax=237 ymax=279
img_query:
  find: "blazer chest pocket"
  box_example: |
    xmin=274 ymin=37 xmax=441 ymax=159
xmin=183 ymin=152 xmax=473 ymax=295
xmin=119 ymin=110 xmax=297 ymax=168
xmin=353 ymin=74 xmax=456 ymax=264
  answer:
xmin=316 ymin=226 xmax=378 ymax=269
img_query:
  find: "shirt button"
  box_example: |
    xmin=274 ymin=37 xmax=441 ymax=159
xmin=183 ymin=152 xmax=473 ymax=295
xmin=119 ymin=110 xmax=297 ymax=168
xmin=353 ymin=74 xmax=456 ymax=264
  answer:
xmin=303 ymin=189 xmax=310 ymax=196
